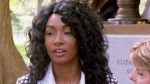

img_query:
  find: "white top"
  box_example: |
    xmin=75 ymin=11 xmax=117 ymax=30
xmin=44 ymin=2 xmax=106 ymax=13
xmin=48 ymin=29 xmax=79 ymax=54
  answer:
xmin=38 ymin=62 xmax=85 ymax=84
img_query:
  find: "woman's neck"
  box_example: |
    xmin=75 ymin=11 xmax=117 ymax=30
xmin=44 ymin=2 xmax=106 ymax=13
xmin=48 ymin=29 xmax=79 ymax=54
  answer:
xmin=52 ymin=61 xmax=81 ymax=84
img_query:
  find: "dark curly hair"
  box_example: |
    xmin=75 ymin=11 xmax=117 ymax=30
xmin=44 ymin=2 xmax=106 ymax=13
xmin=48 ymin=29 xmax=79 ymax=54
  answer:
xmin=27 ymin=1 xmax=112 ymax=84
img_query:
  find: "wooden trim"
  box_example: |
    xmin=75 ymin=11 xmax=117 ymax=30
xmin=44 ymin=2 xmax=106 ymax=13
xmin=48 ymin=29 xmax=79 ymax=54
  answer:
xmin=104 ymin=24 xmax=150 ymax=34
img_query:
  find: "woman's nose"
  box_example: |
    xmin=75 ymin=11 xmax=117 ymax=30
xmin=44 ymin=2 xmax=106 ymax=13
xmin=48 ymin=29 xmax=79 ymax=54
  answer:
xmin=54 ymin=33 xmax=64 ymax=46
xmin=129 ymin=70 xmax=135 ymax=81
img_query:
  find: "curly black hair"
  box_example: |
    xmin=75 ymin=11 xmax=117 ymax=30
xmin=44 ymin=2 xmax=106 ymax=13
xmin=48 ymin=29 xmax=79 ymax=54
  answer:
xmin=27 ymin=1 xmax=112 ymax=84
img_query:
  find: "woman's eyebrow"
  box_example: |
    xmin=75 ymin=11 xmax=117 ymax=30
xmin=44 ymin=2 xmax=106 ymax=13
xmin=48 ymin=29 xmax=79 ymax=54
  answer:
xmin=62 ymin=24 xmax=69 ymax=28
xmin=46 ymin=24 xmax=69 ymax=29
xmin=46 ymin=25 xmax=55 ymax=28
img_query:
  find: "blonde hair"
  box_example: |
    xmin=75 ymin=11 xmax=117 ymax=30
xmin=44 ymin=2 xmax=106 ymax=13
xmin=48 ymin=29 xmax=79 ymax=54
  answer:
xmin=130 ymin=39 xmax=150 ymax=70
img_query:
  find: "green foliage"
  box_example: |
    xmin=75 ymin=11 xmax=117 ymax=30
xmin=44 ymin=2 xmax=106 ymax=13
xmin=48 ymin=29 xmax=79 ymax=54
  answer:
xmin=15 ymin=44 xmax=26 ymax=55
xmin=11 ymin=0 xmax=52 ymax=65
xmin=10 ymin=0 xmax=37 ymax=30
xmin=139 ymin=0 xmax=147 ymax=14
xmin=15 ymin=43 xmax=30 ymax=65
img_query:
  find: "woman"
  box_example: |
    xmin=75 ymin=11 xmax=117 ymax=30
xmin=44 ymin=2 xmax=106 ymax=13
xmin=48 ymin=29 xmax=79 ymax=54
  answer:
xmin=129 ymin=39 xmax=150 ymax=84
xmin=17 ymin=1 xmax=117 ymax=84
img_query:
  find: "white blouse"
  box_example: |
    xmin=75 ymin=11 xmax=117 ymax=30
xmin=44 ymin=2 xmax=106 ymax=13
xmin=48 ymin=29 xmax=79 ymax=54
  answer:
xmin=37 ymin=62 xmax=85 ymax=84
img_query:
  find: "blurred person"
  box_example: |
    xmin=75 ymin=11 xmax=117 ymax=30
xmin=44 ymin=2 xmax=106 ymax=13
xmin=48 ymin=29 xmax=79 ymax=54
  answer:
xmin=16 ymin=1 xmax=117 ymax=84
xmin=129 ymin=39 xmax=150 ymax=84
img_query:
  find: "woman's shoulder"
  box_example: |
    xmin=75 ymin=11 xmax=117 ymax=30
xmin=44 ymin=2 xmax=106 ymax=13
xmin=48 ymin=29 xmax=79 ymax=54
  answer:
xmin=107 ymin=74 xmax=118 ymax=84
xmin=16 ymin=74 xmax=30 ymax=84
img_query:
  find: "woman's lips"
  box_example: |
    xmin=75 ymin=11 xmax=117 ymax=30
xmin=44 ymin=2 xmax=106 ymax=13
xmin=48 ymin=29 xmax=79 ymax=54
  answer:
xmin=53 ymin=49 xmax=66 ymax=57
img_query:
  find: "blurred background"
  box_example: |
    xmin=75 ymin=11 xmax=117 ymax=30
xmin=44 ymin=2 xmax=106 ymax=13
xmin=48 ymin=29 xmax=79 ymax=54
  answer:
xmin=11 ymin=0 xmax=147 ymax=65
xmin=0 ymin=0 xmax=149 ymax=84
xmin=11 ymin=0 xmax=59 ymax=65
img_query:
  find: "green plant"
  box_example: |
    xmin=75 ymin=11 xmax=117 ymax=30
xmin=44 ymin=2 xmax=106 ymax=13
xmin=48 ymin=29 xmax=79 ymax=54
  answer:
xmin=15 ymin=43 xmax=30 ymax=65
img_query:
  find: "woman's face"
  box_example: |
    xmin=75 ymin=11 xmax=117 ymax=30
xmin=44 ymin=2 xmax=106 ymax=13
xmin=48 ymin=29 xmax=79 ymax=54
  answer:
xmin=44 ymin=13 xmax=78 ymax=64
xmin=129 ymin=68 xmax=150 ymax=84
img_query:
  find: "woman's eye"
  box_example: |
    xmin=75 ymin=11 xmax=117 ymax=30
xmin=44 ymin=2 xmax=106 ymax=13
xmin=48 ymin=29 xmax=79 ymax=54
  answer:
xmin=137 ymin=71 xmax=143 ymax=76
xmin=64 ymin=32 xmax=71 ymax=35
xmin=47 ymin=32 xmax=54 ymax=36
